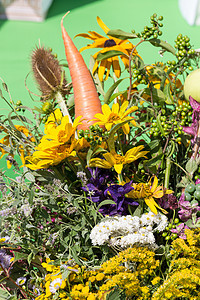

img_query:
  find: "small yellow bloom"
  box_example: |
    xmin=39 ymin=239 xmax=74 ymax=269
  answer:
xmin=95 ymin=273 xmax=105 ymax=281
xmin=93 ymin=101 xmax=138 ymax=134
xmin=89 ymin=145 xmax=148 ymax=174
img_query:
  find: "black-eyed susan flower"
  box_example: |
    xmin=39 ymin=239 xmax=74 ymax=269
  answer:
xmin=93 ymin=101 xmax=138 ymax=134
xmin=89 ymin=145 xmax=148 ymax=174
xmin=76 ymin=17 xmax=139 ymax=81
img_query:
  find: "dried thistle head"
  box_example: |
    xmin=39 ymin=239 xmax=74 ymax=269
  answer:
xmin=31 ymin=46 xmax=68 ymax=99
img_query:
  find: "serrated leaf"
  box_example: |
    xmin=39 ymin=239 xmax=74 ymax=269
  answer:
xmin=97 ymin=50 xmax=127 ymax=61
xmin=148 ymin=38 xmax=176 ymax=55
xmin=97 ymin=199 xmax=116 ymax=210
xmin=163 ymin=83 xmax=174 ymax=104
xmin=104 ymin=78 xmax=125 ymax=104
xmin=107 ymin=29 xmax=138 ymax=40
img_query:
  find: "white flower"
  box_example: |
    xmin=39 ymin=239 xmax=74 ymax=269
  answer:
xmin=49 ymin=278 xmax=62 ymax=294
xmin=16 ymin=277 xmax=26 ymax=285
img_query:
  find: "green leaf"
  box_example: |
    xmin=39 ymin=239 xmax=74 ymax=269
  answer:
xmin=132 ymin=55 xmax=144 ymax=70
xmin=104 ymin=78 xmax=125 ymax=104
xmin=143 ymin=87 xmax=166 ymax=104
xmin=148 ymin=140 xmax=160 ymax=150
xmin=186 ymin=158 xmax=198 ymax=175
xmin=0 ymin=287 xmax=11 ymax=299
xmin=28 ymin=252 xmax=34 ymax=265
xmin=148 ymin=38 xmax=176 ymax=55
xmin=108 ymin=90 xmax=127 ymax=105
xmin=13 ymin=251 xmax=28 ymax=262
xmin=106 ymin=287 xmax=126 ymax=300
xmin=97 ymin=50 xmax=127 ymax=61
xmin=144 ymin=153 xmax=163 ymax=167
xmin=163 ymin=83 xmax=174 ymax=104
xmin=156 ymin=114 xmax=165 ymax=136
xmin=107 ymin=29 xmax=138 ymax=40
xmin=107 ymin=119 xmax=134 ymax=152
xmin=28 ymin=188 xmax=34 ymax=205
xmin=97 ymin=199 xmax=116 ymax=210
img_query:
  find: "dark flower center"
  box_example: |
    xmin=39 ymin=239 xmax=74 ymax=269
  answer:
xmin=104 ymin=39 xmax=116 ymax=47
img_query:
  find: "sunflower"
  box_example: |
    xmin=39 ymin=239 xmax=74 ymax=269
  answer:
xmin=93 ymin=101 xmax=138 ymax=134
xmin=76 ymin=17 xmax=139 ymax=81
xmin=89 ymin=145 xmax=148 ymax=174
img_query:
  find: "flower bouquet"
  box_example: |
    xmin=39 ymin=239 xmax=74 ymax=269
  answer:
xmin=0 ymin=11 xmax=200 ymax=300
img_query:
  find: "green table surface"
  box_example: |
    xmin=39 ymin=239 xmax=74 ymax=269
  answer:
xmin=0 ymin=0 xmax=200 ymax=172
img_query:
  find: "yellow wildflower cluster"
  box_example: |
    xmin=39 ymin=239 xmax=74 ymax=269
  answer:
xmin=152 ymin=229 xmax=200 ymax=299
xmin=36 ymin=247 xmax=160 ymax=300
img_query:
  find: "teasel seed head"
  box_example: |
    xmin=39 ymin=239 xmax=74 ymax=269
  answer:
xmin=31 ymin=46 xmax=68 ymax=99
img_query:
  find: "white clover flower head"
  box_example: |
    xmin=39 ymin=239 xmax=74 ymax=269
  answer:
xmin=49 ymin=278 xmax=63 ymax=294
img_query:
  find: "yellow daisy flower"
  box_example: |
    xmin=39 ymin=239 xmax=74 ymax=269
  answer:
xmin=128 ymin=176 xmax=172 ymax=214
xmin=25 ymin=112 xmax=82 ymax=170
xmin=89 ymin=145 xmax=148 ymax=174
xmin=76 ymin=17 xmax=139 ymax=81
xmin=93 ymin=101 xmax=138 ymax=134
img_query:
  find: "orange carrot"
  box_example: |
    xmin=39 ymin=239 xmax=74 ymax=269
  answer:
xmin=61 ymin=12 xmax=102 ymax=130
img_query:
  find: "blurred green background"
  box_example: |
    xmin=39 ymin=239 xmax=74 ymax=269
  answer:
xmin=1 ymin=0 xmax=200 ymax=172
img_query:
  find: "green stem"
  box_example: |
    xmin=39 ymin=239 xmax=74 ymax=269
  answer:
xmin=164 ymin=157 xmax=171 ymax=189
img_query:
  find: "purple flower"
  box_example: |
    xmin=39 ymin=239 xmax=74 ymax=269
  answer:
xmin=178 ymin=196 xmax=200 ymax=222
xmin=157 ymin=194 xmax=178 ymax=210
xmin=101 ymin=182 xmax=138 ymax=216
xmin=82 ymin=168 xmax=114 ymax=204
xmin=82 ymin=168 xmax=138 ymax=215
xmin=182 ymin=96 xmax=200 ymax=146
xmin=171 ymin=223 xmax=190 ymax=239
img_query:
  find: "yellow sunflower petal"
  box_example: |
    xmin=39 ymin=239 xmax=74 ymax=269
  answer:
xmin=103 ymin=152 xmax=116 ymax=165
xmin=114 ymin=163 xmax=123 ymax=174
xmin=144 ymin=197 xmax=158 ymax=215
xmin=97 ymin=16 xmax=110 ymax=34
xmin=122 ymin=123 xmax=130 ymax=134
xmin=112 ymin=56 xmax=121 ymax=78
xmin=102 ymin=103 xmax=111 ymax=116
xmin=151 ymin=176 xmax=158 ymax=193
xmin=98 ymin=60 xmax=108 ymax=81
xmin=112 ymin=102 xmax=120 ymax=114
xmin=89 ymin=157 xmax=112 ymax=169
